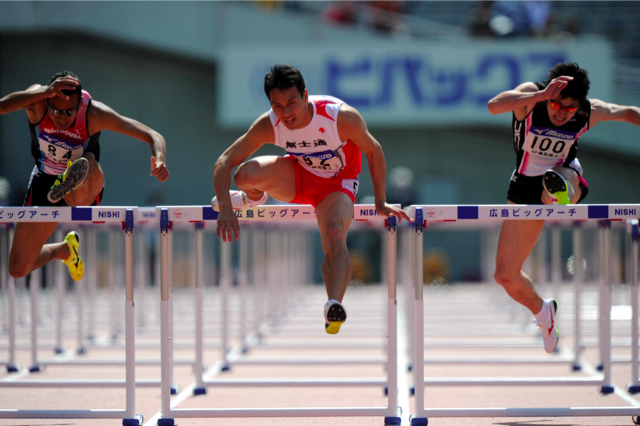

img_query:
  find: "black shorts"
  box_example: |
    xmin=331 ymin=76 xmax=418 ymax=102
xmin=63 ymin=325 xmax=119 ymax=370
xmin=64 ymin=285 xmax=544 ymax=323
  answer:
xmin=506 ymin=170 xmax=589 ymax=205
xmin=23 ymin=167 xmax=104 ymax=207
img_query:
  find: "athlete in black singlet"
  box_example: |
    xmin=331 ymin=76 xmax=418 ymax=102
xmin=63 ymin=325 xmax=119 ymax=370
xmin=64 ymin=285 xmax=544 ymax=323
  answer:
xmin=487 ymin=62 xmax=640 ymax=353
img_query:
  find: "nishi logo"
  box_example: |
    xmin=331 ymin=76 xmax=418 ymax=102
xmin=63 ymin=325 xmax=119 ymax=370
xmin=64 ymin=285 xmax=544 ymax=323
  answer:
xmin=98 ymin=211 xmax=120 ymax=218
xmin=614 ymin=208 xmax=637 ymax=216
xmin=360 ymin=209 xmax=379 ymax=216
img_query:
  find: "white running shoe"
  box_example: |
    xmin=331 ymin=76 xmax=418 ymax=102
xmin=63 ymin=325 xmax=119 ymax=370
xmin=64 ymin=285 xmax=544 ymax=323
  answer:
xmin=534 ymin=299 xmax=559 ymax=353
xmin=324 ymin=299 xmax=347 ymax=335
xmin=210 ymin=190 xmax=267 ymax=212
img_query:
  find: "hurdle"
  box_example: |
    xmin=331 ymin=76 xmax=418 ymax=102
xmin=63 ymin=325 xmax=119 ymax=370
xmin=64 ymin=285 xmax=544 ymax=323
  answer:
xmin=0 ymin=206 xmax=143 ymax=425
xmin=156 ymin=204 xmax=402 ymax=425
xmin=408 ymin=204 xmax=640 ymax=425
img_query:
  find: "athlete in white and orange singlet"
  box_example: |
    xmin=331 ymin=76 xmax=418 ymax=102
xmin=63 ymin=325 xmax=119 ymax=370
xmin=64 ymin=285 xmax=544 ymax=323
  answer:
xmin=0 ymin=71 xmax=169 ymax=282
xmin=488 ymin=62 xmax=640 ymax=353
xmin=211 ymin=64 xmax=410 ymax=334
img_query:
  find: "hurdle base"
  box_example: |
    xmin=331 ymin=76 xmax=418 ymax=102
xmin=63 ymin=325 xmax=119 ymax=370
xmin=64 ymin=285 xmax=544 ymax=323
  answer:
xmin=600 ymin=385 xmax=614 ymax=395
xmin=385 ymin=415 xmax=402 ymax=425
xmin=628 ymin=384 xmax=640 ymax=394
xmin=571 ymin=363 xmax=582 ymax=371
xmin=54 ymin=347 xmax=65 ymax=355
xmin=193 ymin=386 xmax=207 ymax=396
xmin=596 ymin=363 xmax=604 ymax=372
xmin=221 ymin=364 xmax=231 ymax=372
xmin=29 ymin=365 xmax=41 ymax=373
xmin=410 ymin=415 xmax=428 ymax=425
xmin=6 ymin=365 xmax=19 ymax=373
xmin=157 ymin=418 xmax=174 ymax=426
xmin=123 ymin=414 xmax=144 ymax=426
xmin=171 ymin=385 xmax=179 ymax=395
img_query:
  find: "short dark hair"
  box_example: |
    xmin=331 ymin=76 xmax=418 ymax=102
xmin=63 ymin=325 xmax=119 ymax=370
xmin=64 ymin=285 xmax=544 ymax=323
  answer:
xmin=545 ymin=62 xmax=590 ymax=103
xmin=48 ymin=71 xmax=82 ymax=99
xmin=264 ymin=65 xmax=306 ymax=100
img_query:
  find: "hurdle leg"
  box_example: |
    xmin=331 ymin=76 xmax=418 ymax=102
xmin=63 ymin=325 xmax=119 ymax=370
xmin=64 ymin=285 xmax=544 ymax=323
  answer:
xmin=220 ymin=237 xmax=231 ymax=371
xmin=86 ymin=229 xmax=96 ymax=342
xmin=159 ymin=209 xmax=175 ymax=426
xmin=123 ymin=209 xmax=143 ymax=426
xmin=384 ymin=217 xmax=401 ymax=425
xmin=551 ymin=226 xmax=562 ymax=299
xmin=600 ymin=221 xmax=614 ymax=394
xmin=168 ymin=230 xmax=177 ymax=394
xmin=29 ymin=268 xmax=41 ymax=372
xmin=411 ymin=208 xmax=427 ymax=425
xmin=76 ymin=249 xmax=86 ymax=355
xmin=239 ymin=228 xmax=248 ymax=352
xmin=628 ymin=220 xmax=640 ymax=393
xmin=193 ymin=222 xmax=206 ymax=396
xmin=572 ymin=224 xmax=583 ymax=370
xmin=55 ymin=231 xmax=65 ymax=353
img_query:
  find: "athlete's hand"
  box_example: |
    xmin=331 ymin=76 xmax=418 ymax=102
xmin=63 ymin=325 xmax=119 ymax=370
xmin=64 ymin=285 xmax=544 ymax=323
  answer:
xmin=45 ymin=77 xmax=80 ymax=100
xmin=150 ymin=156 xmax=170 ymax=182
xmin=542 ymin=76 xmax=574 ymax=100
xmin=216 ymin=207 xmax=240 ymax=243
xmin=375 ymin=200 xmax=413 ymax=223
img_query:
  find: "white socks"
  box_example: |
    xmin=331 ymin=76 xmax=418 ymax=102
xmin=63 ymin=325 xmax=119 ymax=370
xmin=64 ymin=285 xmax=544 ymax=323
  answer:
xmin=246 ymin=191 xmax=268 ymax=207
xmin=534 ymin=299 xmax=551 ymax=324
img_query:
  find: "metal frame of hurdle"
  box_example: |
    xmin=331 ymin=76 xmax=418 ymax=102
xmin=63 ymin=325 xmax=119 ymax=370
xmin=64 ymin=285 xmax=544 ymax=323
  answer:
xmin=155 ymin=204 xmax=402 ymax=425
xmin=407 ymin=204 xmax=640 ymax=425
xmin=0 ymin=206 xmax=143 ymax=425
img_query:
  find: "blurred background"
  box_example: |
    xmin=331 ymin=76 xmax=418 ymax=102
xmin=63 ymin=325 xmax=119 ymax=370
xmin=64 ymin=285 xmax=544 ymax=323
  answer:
xmin=1 ymin=1 xmax=639 ymax=284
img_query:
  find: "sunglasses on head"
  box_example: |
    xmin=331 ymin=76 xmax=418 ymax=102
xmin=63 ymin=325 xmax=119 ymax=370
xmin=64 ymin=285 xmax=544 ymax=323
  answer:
xmin=47 ymin=104 xmax=78 ymax=117
xmin=550 ymin=100 xmax=578 ymax=113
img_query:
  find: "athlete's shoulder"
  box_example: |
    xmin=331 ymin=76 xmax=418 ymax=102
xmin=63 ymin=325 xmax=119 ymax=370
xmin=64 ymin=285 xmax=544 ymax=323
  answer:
xmin=247 ymin=111 xmax=275 ymax=143
xmin=516 ymin=82 xmax=541 ymax=93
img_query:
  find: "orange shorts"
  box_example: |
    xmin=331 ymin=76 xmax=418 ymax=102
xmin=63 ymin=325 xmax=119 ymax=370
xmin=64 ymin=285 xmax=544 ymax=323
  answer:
xmin=287 ymin=156 xmax=359 ymax=208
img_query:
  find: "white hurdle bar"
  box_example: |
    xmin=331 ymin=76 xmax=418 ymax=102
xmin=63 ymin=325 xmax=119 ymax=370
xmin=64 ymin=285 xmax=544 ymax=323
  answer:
xmin=0 ymin=206 xmax=143 ymax=426
xmin=156 ymin=204 xmax=402 ymax=425
xmin=408 ymin=204 xmax=640 ymax=425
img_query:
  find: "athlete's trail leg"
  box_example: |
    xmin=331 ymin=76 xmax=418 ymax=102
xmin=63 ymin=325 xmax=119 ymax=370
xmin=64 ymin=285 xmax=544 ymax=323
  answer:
xmin=234 ymin=156 xmax=297 ymax=203
xmin=316 ymin=192 xmax=353 ymax=302
xmin=494 ymin=216 xmax=546 ymax=314
xmin=9 ymin=223 xmax=68 ymax=278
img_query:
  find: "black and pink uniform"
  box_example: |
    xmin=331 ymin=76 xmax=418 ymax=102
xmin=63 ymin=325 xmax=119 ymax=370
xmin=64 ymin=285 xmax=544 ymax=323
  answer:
xmin=24 ymin=90 xmax=102 ymax=206
xmin=507 ymin=82 xmax=590 ymax=205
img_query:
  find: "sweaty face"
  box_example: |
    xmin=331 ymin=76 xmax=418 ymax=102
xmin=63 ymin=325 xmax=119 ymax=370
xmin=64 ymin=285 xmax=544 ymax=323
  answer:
xmin=269 ymin=87 xmax=309 ymax=130
xmin=47 ymin=93 xmax=81 ymax=130
xmin=547 ymin=97 xmax=580 ymax=127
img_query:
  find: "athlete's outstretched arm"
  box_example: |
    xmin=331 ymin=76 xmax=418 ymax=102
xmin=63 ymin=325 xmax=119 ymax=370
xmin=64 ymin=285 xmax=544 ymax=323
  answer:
xmin=0 ymin=77 xmax=78 ymax=119
xmin=590 ymin=99 xmax=640 ymax=128
xmin=487 ymin=77 xmax=573 ymax=119
xmin=337 ymin=105 xmax=411 ymax=222
xmin=88 ymin=101 xmax=169 ymax=182
xmin=213 ymin=114 xmax=274 ymax=241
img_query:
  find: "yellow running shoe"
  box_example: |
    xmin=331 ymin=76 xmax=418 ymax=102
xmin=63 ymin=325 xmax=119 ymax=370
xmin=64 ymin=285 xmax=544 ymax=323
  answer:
xmin=543 ymin=170 xmax=571 ymax=205
xmin=62 ymin=231 xmax=84 ymax=281
xmin=47 ymin=158 xmax=89 ymax=204
xmin=324 ymin=300 xmax=347 ymax=335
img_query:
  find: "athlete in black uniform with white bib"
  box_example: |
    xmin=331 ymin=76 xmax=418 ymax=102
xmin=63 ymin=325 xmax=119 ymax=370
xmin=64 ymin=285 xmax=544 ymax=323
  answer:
xmin=488 ymin=62 xmax=640 ymax=353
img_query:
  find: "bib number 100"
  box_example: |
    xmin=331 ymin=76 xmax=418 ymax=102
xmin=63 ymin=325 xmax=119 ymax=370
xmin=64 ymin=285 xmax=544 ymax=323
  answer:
xmin=531 ymin=137 xmax=566 ymax=153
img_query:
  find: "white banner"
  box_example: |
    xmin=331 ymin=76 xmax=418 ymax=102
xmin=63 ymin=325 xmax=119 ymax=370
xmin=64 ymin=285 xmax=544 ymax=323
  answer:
xmin=219 ymin=38 xmax=612 ymax=127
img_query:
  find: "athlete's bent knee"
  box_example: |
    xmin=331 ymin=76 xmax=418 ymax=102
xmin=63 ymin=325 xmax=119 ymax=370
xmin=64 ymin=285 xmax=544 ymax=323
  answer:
xmin=322 ymin=224 xmax=346 ymax=252
xmin=9 ymin=261 xmax=31 ymax=279
xmin=494 ymin=269 xmax=518 ymax=288
xmin=234 ymin=162 xmax=261 ymax=188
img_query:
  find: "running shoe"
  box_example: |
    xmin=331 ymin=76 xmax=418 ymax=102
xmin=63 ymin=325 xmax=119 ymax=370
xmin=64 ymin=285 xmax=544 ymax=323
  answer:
xmin=543 ymin=170 xmax=570 ymax=205
xmin=47 ymin=158 xmax=89 ymax=203
xmin=324 ymin=300 xmax=347 ymax=335
xmin=210 ymin=190 xmax=267 ymax=212
xmin=62 ymin=231 xmax=84 ymax=281
xmin=534 ymin=298 xmax=559 ymax=353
